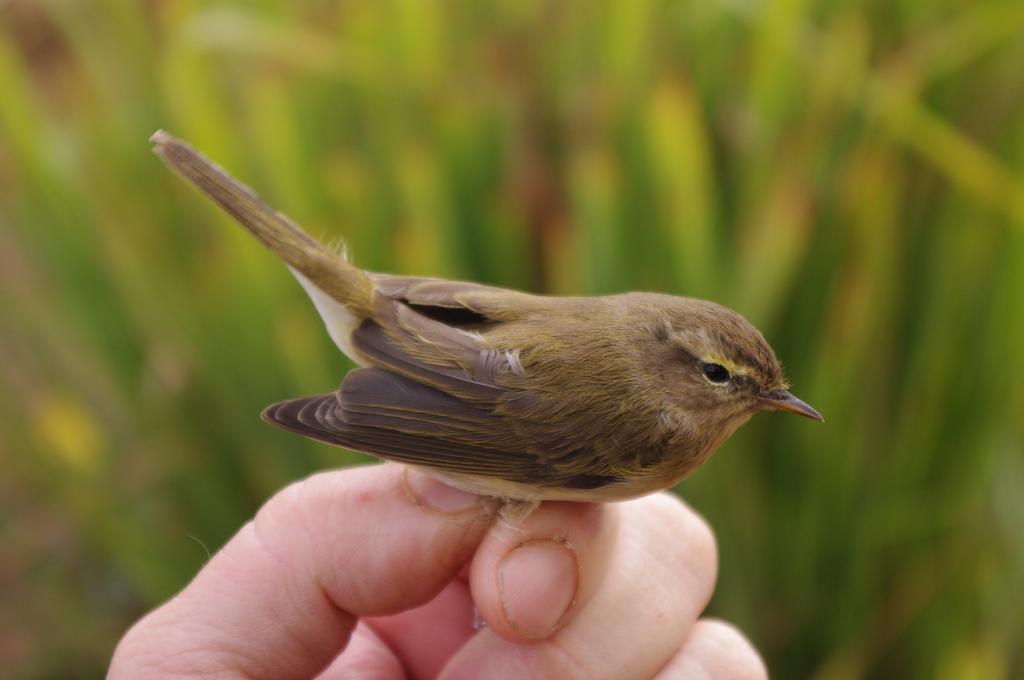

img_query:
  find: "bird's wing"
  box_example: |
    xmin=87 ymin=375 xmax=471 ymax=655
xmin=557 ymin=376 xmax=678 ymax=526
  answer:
xmin=263 ymin=368 xmax=620 ymax=487
xmin=337 ymin=275 xmax=543 ymax=400
xmin=265 ymin=277 xmax=630 ymax=489
xmin=349 ymin=319 xmax=505 ymax=401
xmin=369 ymin=274 xmax=538 ymax=319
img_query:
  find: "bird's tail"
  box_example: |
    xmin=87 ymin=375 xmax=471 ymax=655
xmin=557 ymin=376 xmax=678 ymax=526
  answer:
xmin=151 ymin=130 xmax=373 ymax=318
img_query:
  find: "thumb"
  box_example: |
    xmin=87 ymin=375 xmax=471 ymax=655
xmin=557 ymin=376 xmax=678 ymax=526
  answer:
xmin=109 ymin=464 xmax=494 ymax=680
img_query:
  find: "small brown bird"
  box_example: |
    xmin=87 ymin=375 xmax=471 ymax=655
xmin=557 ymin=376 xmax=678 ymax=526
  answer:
xmin=152 ymin=131 xmax=821 ymax=516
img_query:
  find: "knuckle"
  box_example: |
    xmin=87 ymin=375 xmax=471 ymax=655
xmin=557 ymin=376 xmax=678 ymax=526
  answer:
xmin=691 ymin=619 xmax=768 ymax=680
xmin=254 ymin=471 xmax=351 ymax=544
xmin=109 ymin=610 xmax=222 ymax=679
xmin=651 ymin=493 xmax=717 ymax=555
xmin=250 ymin=477 xmax=323 ymax=569
xmin=646 ymin=493 xmax=719 ymax=585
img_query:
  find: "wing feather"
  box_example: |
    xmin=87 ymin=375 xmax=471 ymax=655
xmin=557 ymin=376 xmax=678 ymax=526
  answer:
xmin=262 ymin=369 xmax=546 ymax=479
xmin=351 ymin=321 xmax=503 ymax=400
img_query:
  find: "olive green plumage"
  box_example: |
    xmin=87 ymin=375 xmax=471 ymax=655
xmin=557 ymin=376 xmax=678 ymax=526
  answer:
xmin=152 ymin=131 xmax=821 ymax=510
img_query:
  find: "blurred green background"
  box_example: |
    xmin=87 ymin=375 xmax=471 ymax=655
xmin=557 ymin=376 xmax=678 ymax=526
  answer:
xmin=1 ymin=0 xmax=1022 ymax=677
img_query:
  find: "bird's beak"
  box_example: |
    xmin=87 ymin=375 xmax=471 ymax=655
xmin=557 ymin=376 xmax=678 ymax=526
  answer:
xmin=761 ymin=390 xmax=824 ymax=421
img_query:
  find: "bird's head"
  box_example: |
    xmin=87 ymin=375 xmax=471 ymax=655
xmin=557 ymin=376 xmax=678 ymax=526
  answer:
xmin=652 ymin=299 xmax=822 ymax=432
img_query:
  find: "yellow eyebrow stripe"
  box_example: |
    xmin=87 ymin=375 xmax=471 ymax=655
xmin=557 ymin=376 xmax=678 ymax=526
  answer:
xmin=702 ymin=354 xmax=751 ymax=377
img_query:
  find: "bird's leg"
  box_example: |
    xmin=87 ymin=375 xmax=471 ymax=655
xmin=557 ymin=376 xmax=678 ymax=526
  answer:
xmin=497 ymin=498 xmax=540 ymax=525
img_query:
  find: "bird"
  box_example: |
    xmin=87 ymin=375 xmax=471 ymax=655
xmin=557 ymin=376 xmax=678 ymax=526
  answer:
xmin=151 ymin=130 xmax=822 ymax=518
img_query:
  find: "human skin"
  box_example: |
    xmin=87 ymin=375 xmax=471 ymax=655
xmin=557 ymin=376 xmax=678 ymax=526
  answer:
xmin=108 ymin=464 xmax=767 ymax=679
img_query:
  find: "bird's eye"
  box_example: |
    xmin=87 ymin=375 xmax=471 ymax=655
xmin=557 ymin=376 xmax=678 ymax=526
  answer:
xmin=701 ymin=362 xmax=731 ymax=383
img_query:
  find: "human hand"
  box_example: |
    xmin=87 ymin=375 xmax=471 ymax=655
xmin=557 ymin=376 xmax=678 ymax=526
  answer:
xmin=109 ymin=464 xmax=767 ymax=679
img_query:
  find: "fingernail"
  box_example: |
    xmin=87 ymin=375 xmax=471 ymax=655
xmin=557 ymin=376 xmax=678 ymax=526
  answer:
xmin=498 ymin=538 xmax=578 ymax=639
xmin=403 ymin=468 xmax=480 ymax=513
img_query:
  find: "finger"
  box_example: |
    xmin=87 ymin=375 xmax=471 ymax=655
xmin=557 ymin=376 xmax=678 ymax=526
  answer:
xmin=471 ymin=500 xmax=610 ymax=642
xmin=367 ymin=578 xmax=477 ymax=680
xmin=109 ymin=464 xmax=494 ymax=680
xmin=655 ymin=619 xmax=768 ymax=680
xmin=443 ymin=493 xmax=718 ymax=680
xmin=315 ymin=622 xmax=403 ymax=680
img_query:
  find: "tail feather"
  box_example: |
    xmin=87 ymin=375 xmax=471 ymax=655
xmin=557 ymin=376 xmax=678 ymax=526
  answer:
xmin=151 ymin=130 xmax=373 ymax=317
